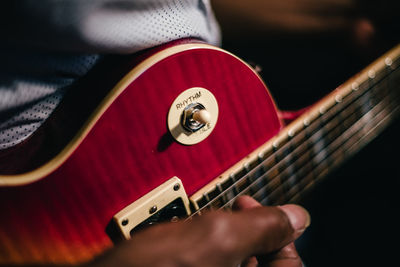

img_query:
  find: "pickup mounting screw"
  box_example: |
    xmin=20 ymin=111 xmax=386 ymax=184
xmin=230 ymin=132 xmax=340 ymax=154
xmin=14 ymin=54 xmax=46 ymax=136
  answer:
xmin=122 ymin=219 xmax=129 ymax=226
xmin=149 ymin=205 xmax=158 ymax=214
xmin=173 ymin=183 xmax=180 ymax=191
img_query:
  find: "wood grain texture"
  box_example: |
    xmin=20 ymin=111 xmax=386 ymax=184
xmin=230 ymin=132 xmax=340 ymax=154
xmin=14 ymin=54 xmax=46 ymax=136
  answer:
xmin=0 ymin=43 xmax=281 ymax=264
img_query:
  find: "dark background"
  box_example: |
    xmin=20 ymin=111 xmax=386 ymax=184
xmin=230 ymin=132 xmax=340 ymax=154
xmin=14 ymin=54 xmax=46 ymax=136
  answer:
xmin=217 ymin=14 xmax=400 ymax=267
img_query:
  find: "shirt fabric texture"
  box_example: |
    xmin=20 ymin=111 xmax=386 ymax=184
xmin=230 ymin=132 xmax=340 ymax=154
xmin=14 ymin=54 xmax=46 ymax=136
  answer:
xmin=0 ymin=0 xmax=221 ymax=149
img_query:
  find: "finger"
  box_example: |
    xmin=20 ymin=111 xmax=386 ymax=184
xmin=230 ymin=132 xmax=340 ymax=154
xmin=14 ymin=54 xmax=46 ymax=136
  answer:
xmin=258 ymin=242 xmax=303 ymax=267
xmin=233 ymin=196 xmax=310 ymax=240
xmin=218 ymin=205 xmax=310 ymax=258
xmin=242 ymin=256 xmax=258 ymax=267
xmin=97 ymin=204 xmax=310 ymax=267
xmin=233 ymin=197 xmax=308 ymax=267
xmin=121 ymin=207 xmax=309 ymax=267
xmin=278 ymin=205 xmax=310 ymax=237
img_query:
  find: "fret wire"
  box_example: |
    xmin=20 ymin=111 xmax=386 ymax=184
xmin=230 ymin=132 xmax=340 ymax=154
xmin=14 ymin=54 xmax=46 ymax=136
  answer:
xmin=287 ymin=103 xmax=400 ymax=204
xmin=268 ymin=81 xmax=364 ymax=161
xmin=345 ymin=110 xmax=400 ymax=161
xmin=260 ymin=86 xmax=362 ymax=174
xmin=216 ymin=183 xmax=228 ymax=204
xmin=253 ymin=80 xmax=390 ymax=196
xmin=323 ymin=89 xmax=398 ymax=157
xmin=191 ymin=90 xmax=389 ymax=216
xmin=190 ymin=67 xmax=399 ymax=216
xmin=280 ymin=132 xmax=297 ymax=194
xmin=257 ymin=113 xmax=398 ymax=207
xmin=225 ymin=136 xmax=319 ymax=206
xmin=192 ymin=106 xmax=396 ymax=217
xmin=253 ymin=146 xmax=322 ymax=204
xmin=276 ymin=75 xmax=371 ymax=149
xmin=251 ymin=115 xmax=355 ymax=205
xmin=197 ymin=96 xmax=382 ymax=216
xmin=216 ymin=88 xmax=399 ymax=212
xmin=343 ymin=102 xmax=400 ymax=156
xmin=188 ymin=66 xmax=398 ymax=219
xmin=255 ymin=92 xmax=400 ymax=207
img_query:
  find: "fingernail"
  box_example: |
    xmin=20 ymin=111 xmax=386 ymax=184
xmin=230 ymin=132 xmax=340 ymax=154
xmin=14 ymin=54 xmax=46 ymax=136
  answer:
xmin=278 ymin=204 xmax=311 ymax=234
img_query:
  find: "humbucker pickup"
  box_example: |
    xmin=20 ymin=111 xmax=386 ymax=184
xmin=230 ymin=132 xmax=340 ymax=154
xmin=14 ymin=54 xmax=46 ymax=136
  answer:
xmin=113 ymin=177 xmax=191 ymax=239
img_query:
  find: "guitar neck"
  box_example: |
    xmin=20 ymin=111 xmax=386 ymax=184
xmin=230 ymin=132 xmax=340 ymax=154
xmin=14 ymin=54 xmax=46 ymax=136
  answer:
xmin=190 ymin=44 xmax=400 ymax=214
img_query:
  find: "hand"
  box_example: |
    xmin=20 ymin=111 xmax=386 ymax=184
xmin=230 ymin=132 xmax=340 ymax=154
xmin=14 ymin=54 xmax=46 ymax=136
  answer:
xmin=88 ymin=196 xmax=310 ymax=267
xmin=233 ymin=196 xmax=309 ymax=267
xmin=213 ymin=0 xmax=358 ymax=33
xmin=212 ymin=0 xmax=399 ymax=47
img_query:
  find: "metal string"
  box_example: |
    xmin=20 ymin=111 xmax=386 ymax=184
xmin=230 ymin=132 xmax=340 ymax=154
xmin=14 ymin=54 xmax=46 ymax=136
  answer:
xmin=189 ymin=57 xmax=399 ymax=218
xmin=255 ymin=93 xmax=400 ymax=206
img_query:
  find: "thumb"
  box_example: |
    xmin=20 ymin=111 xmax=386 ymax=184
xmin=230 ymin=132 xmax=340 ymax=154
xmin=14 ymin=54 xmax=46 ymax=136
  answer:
xmin=224 ymin=203 xmax=310 ymax=259
xmin=233 ymin=195 xmax=310 ymax=242
xmin=232 ymin=196 xmax=309 ymax=267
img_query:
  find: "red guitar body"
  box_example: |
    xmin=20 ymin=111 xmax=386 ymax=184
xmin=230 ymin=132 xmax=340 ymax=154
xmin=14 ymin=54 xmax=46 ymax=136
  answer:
xmin=0 ymin=40 xmax=282 ymax=264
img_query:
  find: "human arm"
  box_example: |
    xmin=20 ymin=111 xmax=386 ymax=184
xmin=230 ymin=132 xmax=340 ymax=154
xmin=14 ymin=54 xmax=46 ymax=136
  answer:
xmin=211 ymin=0 xmax=399 ymax=47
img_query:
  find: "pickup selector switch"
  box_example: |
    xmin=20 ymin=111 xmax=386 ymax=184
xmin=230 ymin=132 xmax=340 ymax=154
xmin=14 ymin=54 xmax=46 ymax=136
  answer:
xmin=182 ymin=103 xmax=211 ymax=132
xmin=193 ymin=109 xmax=211 ymax=125
xmin=167 ymin=87 xmax=219 ymax=145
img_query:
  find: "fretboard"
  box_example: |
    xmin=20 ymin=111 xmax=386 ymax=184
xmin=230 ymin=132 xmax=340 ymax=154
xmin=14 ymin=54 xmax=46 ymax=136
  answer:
xmin=190 ymin=45 xmax=400 ymax=216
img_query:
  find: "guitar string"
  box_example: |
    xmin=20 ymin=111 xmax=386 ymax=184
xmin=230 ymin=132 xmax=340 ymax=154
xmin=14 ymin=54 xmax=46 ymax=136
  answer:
xmin=190 ymin=79 xmax=388 ymax=216
xmin=253 ymin=61 xmax=400 ymax=205
xmin=190 ymin=55 xmax=400 ymax=215
xmin=264 ymin=104 xmax=400 ymax=206
xmin=206 ymin=79 xmax=384 ymax=205
xmin=269 ymin=100 xmax=400 ymax=206
xmin=224 ymin=92 xmax=400 ymax=209
xmin=244 ymin=82 xmax=400 ymax=207
xmin=255 ymin=93 xmax=400 ymax=206
xmin=189 ymin=92 xmax=376 ymax=215
xmin=198 ymin=82 xmax=370 ymax=207
xmin=189 ymin=62 xmax=399 ymax=217
xmin=223 ymin=62 xmax=400 ymax=207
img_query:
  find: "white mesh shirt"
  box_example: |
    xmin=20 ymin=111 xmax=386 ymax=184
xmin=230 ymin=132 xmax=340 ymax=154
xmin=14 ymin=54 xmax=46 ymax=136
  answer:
xmin=0 ymin=0 xmax=221 ymax=149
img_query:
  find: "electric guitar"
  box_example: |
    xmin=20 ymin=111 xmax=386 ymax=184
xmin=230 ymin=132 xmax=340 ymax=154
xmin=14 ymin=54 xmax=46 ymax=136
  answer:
xmin=0 ymin=39 xmax=399 ymax=265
